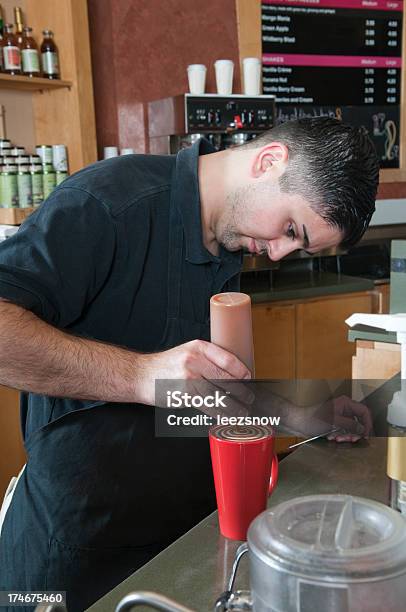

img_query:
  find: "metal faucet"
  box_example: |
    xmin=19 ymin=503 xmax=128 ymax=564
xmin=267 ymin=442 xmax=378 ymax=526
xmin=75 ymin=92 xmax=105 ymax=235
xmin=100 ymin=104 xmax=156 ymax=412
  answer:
xmin=35 ymin=592 xmax=193 ymax=612
xmin=115 ymin=591 xmax=194 ymax=612
xmin=34 ymin=606 xmax=67 ymax=612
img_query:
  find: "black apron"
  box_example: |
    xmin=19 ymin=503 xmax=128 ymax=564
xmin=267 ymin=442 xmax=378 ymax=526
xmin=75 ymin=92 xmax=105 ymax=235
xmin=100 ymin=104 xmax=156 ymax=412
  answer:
xmin=0 ymin=194 xmax=216 ymax=611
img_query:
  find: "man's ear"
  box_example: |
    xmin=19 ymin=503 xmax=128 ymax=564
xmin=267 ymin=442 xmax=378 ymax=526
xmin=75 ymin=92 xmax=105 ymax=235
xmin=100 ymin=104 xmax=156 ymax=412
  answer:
xmin=251 ymin=142 xmax=289 ymax=179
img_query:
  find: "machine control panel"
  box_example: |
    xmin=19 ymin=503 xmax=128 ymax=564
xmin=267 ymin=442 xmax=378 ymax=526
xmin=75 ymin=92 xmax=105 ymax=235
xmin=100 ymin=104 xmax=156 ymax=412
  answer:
xmin=185 ymin=94 xmax=276 ymax=133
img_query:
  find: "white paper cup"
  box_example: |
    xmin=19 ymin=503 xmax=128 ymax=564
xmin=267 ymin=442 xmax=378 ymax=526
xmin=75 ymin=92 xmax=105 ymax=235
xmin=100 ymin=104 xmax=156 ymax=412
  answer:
xmin=214 ymin=59 xmax=234 ymax=95
xmin=243 ymin=57 xmax=261 ymax=96
xmin=103 ymin=146 xmax=119 ymax=159
xmin=187 ymin=64 xmax=207 ymax=95
xmin=120 ymin=148 xmax=135 ymax=155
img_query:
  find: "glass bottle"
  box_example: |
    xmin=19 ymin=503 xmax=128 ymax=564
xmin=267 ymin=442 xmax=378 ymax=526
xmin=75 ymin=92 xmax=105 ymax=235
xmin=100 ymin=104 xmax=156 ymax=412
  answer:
xmin=0 ymin=163 xmax=18 ymax=207
xmin=2 ymin=24 xmax=21 ymax=75
xmin=0 ymin=139 xmax=11 ymax=154
xmin=42 ymin=162 xmax=56 ymax=199
xmin=30 ymin=163 xmax=43 ymax=206
xmin=0 ymin=4 xmax=4 ymax=37
xmin=17 ymin=154 xmax=29 ymax=165
xmin=17 ymin=163 xmax=32 ymax=207
xmin=41 ymin=30 xmax=59 ymax=79
xmin=56 ymin=170 xmax=68 ymax=185
xmin=21 ymin=26 xmax=40 ymax=77
xmin=36 ymin=144 xmax=52 ymax=164
xmin=0 ymin=5 xmax=4 ymax=71
xmin=14 ymin=7 xmax=24 ymax=45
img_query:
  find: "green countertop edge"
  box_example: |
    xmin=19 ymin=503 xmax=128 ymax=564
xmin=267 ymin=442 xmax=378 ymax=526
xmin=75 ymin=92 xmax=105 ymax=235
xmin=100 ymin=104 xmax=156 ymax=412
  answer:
xmin=348 ymin=326 xmax=397 ymax=344
xmin=248 ymin=273 xmax=374 ymax=304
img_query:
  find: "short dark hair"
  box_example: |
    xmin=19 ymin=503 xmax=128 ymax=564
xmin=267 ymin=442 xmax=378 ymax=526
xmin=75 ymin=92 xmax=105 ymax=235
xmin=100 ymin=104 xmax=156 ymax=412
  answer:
xmin=243 ymin=118 xmax=379 ymax=247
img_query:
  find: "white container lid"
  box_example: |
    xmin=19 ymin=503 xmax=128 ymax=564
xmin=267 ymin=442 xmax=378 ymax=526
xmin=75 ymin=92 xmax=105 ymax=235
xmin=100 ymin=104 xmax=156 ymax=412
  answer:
xmin=248 ymin=494 xmax=406 ymax=581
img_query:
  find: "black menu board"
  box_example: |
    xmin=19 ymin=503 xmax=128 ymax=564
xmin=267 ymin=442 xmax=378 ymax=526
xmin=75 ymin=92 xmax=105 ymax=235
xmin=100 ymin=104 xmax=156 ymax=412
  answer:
xmin=261 ymin=0 xmax=403 ymax=168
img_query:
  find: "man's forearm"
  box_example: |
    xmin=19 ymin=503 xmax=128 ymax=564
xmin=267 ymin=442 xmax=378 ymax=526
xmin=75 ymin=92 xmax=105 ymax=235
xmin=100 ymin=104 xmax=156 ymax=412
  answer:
xmin=0 ymin=301 xmax=145 ymax=402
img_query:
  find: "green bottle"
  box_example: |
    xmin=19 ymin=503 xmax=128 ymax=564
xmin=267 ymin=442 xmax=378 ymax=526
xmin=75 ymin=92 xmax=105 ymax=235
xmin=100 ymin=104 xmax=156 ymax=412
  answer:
xmin=42 ymin=163 xmax=56 ymax=199
xmin=17 ymin=164 xmax=32 ymax=208
xmin=0 ymin=164 xmax=18 ymax=208
xmin=30 ymin=163 xmax=43 ymax=206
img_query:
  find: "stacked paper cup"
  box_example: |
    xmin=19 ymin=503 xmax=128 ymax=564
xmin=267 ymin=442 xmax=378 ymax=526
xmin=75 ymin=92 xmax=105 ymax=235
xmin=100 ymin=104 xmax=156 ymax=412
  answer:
xmin=214 ymin=59 xmax=234 ymax=95
xmin=187 ymin=64 xmax=207 ymax=94
xmin=186 ymin=57 xmax=261 ymax=96
xmin=243 ymin=58 xmax=262 ymax=95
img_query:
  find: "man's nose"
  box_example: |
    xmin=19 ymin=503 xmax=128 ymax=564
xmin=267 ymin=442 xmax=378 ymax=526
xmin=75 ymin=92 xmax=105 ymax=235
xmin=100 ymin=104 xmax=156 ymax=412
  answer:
xmin=268 ymin=238 xmax=299 ymax=262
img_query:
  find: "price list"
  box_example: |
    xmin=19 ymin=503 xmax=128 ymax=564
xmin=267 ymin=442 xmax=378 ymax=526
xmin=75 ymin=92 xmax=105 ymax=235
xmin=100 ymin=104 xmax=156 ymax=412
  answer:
xmin=261 ymin=0 xmax=403 ymax=168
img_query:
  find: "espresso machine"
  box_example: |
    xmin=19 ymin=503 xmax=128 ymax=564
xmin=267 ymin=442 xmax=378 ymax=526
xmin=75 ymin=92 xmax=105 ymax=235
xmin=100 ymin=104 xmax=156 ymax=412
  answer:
xmin=147 ymin=93 xmax=276 ymax=155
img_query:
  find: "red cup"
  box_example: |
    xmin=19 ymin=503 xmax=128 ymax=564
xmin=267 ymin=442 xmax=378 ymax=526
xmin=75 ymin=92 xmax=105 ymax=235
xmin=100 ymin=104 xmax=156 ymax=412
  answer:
xmin=209 ymin=425 xmax=279 ymax=541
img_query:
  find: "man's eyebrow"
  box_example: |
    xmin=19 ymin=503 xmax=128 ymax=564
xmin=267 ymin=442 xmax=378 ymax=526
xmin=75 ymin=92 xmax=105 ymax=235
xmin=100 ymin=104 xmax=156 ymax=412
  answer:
xmin=302 ymin=224 xmax=310 ymax=250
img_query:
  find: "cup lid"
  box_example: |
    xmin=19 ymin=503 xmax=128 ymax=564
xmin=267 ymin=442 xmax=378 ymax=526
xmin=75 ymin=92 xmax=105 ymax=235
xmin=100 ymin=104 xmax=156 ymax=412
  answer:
xmin=210 ymin=424 xmax=273 ymax=442
xmin=248 ymin=494 xmax=406 ymax=580
xmin=210 ymin=292 xmax=250 ymax=307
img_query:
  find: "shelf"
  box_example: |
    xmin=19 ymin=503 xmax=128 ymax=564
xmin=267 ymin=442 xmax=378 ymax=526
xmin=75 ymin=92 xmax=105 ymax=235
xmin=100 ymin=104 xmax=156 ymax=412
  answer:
xmin=0 ymin=73 xmax=72 ymax=92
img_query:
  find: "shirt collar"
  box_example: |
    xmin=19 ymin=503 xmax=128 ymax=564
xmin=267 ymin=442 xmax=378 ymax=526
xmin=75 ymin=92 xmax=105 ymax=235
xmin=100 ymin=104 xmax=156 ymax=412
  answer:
xmin=174 ymin=137 xmax=242 ymax=269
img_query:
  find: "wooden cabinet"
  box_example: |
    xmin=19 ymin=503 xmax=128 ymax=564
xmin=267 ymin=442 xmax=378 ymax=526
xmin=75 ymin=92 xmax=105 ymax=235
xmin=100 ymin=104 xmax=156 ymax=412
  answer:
xmin=252 ymin=290 xmax=375 ymax=454
xmin=0 ymin=0 xmax=96 ymax=174
xmin=252 ymin=303 xmax=295 ymax=379
xmin=252 ymin=291 xmax=374 ymax=380
xmin=27 ymin=0 xmax=97 ymax=173
xmin=371 ymin=282 xmax=390 ymax=314
xmin=296 ymin=292 xmax=373 ymax=379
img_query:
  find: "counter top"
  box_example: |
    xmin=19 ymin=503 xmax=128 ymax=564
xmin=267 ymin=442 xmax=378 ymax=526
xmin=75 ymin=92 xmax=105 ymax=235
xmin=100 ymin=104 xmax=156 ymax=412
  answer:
xmin=242 ymin=272 xmax=374 ymax=304
xmin=87 ymin=435 xmax=388 ymax=612
xmin=348 ymin=324 xmax=397 ymax=344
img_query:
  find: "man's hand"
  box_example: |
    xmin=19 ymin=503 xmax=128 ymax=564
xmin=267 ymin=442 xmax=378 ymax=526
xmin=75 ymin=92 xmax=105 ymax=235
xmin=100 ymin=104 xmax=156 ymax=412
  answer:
xmin=136 ymin=339 xmax=252 ymax=408
xmin=327 ymin=395 xmax=373 ymax=443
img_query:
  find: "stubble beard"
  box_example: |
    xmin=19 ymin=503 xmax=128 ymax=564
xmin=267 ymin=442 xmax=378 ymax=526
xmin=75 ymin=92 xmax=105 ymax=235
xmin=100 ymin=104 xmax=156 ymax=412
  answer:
xmin=218 ymin=188 xmax=248 ymax=252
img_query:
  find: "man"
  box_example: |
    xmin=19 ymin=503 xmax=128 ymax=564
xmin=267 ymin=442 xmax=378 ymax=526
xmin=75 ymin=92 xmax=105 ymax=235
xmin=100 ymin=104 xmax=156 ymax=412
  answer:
xmin=0 ymin=118 xmax=379 ymax=610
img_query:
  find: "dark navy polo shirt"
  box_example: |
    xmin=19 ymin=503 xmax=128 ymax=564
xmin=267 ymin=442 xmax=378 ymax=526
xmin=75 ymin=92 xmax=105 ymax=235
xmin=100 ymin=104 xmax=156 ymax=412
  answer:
xmin=0 ymin=139 xmax=242 ymax=441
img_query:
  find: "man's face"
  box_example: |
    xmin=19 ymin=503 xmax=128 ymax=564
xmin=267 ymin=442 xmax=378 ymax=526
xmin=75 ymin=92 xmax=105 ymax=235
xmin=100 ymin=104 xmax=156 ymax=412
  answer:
xmin=216 ymin=181 xmax=343 ymax=261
